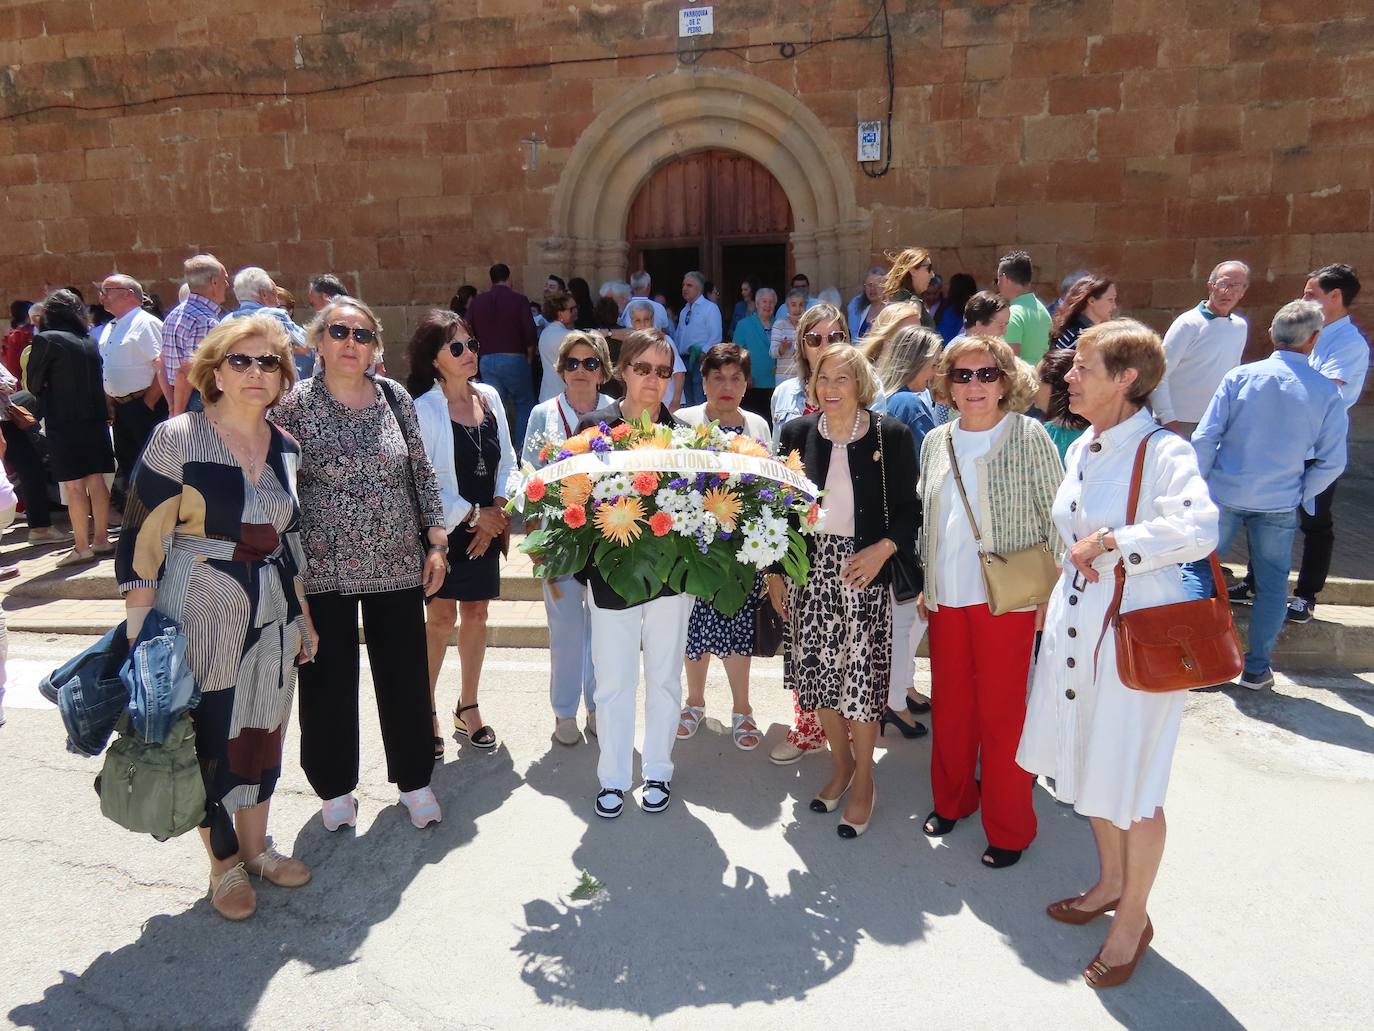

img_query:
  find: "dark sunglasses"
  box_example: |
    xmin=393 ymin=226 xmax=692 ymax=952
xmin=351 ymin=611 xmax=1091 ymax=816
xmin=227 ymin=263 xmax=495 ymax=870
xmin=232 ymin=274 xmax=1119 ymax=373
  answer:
xmin=561 ymin=356 xmax=602 ymax=372
xmin=802 ymin=329 xmax=849 ymax=347
xmin=223 ymin=353 xmax=284 ymax=373
xmin=326 ymin=323 xmax=377 ymax=345
xmin=448 ymin=338 xmax=480 ymax=356
xmin=949 ymin=366 xmax=1004 ymax=384
xmin=628 ymin=361 xmax=673 ymax=380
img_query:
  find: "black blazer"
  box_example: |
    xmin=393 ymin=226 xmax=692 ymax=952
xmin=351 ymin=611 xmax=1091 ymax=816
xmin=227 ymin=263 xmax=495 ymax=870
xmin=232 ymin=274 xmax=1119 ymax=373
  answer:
xmin=574 ymin=401 xmax=686 ymax=610
xmin=778 ymin=411 xmax=921 ymax=590
xmin=27 ymin=330 xmax=107 ymax=422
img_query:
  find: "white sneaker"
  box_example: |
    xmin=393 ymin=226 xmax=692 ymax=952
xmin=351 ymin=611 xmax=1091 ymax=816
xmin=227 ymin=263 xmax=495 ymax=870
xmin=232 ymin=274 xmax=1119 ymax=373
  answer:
xmin=321 ymin=793 xmax=358 ymax=831
xmin=399 ymin=786 xmax=442 ymax=828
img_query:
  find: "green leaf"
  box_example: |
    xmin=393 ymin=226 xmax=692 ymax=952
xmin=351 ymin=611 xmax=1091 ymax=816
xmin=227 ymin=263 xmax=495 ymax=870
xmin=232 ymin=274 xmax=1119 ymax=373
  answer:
xmin=594 ymin=538 xmax=665 ymax=607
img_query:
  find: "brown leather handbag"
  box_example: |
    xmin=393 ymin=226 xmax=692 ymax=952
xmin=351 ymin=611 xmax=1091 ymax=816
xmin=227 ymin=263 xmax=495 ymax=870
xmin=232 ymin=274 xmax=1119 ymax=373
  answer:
xmin=1094 ymin=429 xmax=1243 ymax=693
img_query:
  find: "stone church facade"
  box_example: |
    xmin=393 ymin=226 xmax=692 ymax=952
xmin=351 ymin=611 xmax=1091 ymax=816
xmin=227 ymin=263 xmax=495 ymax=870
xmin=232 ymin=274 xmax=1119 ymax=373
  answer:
xmin=1 ymin=0 xmax=1370 ymax=358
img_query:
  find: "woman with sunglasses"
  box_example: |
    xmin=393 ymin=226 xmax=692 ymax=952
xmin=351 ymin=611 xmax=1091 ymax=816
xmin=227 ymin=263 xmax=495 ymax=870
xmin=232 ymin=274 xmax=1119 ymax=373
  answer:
xmin=575 ymin=329 xmax=690 ymax=819
xmin=408 ymin=310 xmax=516 ymax=757
xmin=118 ymin=315 xmax=314 ymax=921
xmin=882 ymin=247 xmax=938 ymax=328
xmin=766 ymin=301 xmax=849 ymax=765
xmin=523 ymin=331 xmax=615 ymax=745
xmin=916 ymin=336 xmax=1062 ymax=869
xmin=272 ymin=297 xmax=448 ymax=832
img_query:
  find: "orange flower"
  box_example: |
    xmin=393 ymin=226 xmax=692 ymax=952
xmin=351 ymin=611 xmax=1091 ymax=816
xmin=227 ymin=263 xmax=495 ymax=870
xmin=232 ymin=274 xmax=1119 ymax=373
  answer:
xmin=560 ymin=472 xmax=593 ymax=507
xmin=562 ymin=434 xmax=591 ymax=455
xmin=806 ymin=502 xmax=822 ymax=526
xmin=629 ymin=427 xmax=673 ymax=450
xmin=563 ymin=504 xmax=587 ymax=528
xmin=784 ymin=449 xmax=805 ymax=474
xmin=633 ymin=471 xmax=660 ymax=495
xmin=649 ymin=512 xmax=673 ymax=537
xmin=593 ymin=496 xmax=646 ymax=545
xmin=729 ymin=436 xmax=770 ymax=458
xmin=525 ymin=477 xmax=546 ymax=503
xmin=610 ymin=423 xmax=635 ymax=442
xmin=702 ymin=486 xmax=742 ymax=531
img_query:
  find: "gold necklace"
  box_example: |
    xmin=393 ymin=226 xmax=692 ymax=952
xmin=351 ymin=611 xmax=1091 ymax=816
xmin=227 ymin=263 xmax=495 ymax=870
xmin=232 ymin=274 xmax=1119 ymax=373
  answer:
xmin=208 ymin=410 xmax=267 ymax=482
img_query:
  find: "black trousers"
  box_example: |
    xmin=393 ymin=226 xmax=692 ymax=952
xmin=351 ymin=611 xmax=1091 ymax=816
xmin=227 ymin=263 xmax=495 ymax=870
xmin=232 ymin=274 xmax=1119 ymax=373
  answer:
xmin=111 ymin=394 xmax=167 ymax=490
xmin=1246 ymin=476 xmax=1339 ymax=604
xmin=297 ymin=586 xmax=434 ymax=798
xmin=1 ymin=420 xmax=51 ymax=528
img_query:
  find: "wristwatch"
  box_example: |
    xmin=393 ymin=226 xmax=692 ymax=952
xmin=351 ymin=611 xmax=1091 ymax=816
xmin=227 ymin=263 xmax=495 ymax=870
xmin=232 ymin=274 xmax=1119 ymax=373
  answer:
xmin=1092 ymin=527 xmax=1114 ymax=552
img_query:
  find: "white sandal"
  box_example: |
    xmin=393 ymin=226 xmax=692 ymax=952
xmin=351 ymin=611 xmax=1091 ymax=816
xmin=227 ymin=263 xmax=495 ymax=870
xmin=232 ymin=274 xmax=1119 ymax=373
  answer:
xmin=677 ymin=705 xmax=705 ymax=739
xmin=732 ymin=712 xmax=761 ymax=751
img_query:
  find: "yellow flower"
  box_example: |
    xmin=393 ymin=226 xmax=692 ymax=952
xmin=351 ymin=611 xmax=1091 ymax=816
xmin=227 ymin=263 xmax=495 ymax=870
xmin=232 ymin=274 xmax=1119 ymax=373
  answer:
xmin=593 ymin=496 xmax=646 ymax=545
xmin=560 ymin=473 xmax=593 ymax=507
xmin=784 ymin=449 xmax=805 ymax=474
xmin=702 ymin=486 xmax=742 ymax=531
xmin=629 ymin=426 xmax=673 ymax=450
xmin=729 ymin=435 xmax=770 ymax=458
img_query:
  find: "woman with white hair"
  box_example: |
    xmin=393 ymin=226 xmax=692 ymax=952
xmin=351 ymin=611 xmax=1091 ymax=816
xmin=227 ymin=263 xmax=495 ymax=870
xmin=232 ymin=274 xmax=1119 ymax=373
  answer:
xmin=731 ymin=285 xmax=778 ymax=416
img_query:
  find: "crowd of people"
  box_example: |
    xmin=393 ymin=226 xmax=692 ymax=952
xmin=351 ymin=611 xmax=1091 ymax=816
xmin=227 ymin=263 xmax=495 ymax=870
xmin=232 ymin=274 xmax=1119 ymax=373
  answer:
xmin=2 ymin=245 xmax=1367 ymax=991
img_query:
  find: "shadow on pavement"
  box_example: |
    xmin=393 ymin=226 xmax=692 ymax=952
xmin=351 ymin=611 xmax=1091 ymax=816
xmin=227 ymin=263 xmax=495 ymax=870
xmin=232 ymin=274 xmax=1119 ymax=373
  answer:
xmin=7 ymin=752 xmax=522 ymax=1030
xmin=1201 ymin=682 xmax=1374 ymax=756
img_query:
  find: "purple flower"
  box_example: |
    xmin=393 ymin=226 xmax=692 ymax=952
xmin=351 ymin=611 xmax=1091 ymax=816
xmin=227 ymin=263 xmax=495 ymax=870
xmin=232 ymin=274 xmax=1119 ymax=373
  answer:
xmin=695 ymin=473 xmax=710 ymax=491
xmin=590 ymin=435 xmax=611 ymax=454
xmin=741 ymin=474 xmax=757 ymax=485
xmin=717 ymin=530 xmax=731 ymax=541
xmin=598 ymin=421 xmax=612 ymax=434
xmin=557 ymin=449 xmax=573 ymax=461
xmin=669 ymin=477 xmax=689 ymax=489
xmin=759 ymin=488 xmax=776 ymax=502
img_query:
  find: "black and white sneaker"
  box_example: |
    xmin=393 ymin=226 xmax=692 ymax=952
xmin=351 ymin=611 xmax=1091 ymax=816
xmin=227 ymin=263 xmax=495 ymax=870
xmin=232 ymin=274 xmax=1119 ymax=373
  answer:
xmin=1227 ymin=582 xmax=1254 ymax=606
xmin=1236 ymin=669 xmax=1275 ymax=691
xmin=640 ymin=780 xmax=671 ymax=813
xmin=595 ymin=788 xmax=625 ymax=819
xmin=1285 ymin=597 xmax=1315 ymax=624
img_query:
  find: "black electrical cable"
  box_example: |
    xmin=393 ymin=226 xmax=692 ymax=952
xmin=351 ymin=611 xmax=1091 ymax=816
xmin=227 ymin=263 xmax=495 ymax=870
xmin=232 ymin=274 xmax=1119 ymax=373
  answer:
xmin=1 ymin=0 xmax=895 ymax=173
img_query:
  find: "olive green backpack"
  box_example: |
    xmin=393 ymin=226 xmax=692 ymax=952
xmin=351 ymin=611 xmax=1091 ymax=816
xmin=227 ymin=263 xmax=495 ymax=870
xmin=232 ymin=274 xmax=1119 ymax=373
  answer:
xmin=96 ymin=713 xmax=206 ymax=840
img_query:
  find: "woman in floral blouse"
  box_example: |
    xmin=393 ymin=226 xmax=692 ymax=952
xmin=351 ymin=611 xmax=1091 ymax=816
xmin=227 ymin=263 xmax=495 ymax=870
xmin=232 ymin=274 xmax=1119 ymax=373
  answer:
xmin=272 ymin=297 xmax=450 ymax=832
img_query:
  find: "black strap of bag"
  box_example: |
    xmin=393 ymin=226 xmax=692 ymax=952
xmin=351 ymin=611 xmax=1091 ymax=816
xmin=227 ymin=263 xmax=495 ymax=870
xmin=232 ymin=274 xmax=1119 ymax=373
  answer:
xmin=876 ymin=414 xmax=921 ymax=602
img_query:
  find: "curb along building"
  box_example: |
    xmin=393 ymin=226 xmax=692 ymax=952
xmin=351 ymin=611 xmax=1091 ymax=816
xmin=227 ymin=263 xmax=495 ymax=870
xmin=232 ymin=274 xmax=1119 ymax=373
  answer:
xmin=1 ymin=0 xmax=1371 ymax=368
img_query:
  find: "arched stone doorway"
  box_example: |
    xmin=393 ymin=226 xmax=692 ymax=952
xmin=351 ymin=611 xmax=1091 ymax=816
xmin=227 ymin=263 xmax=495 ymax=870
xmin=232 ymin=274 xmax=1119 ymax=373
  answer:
xmin=627 ymin=149 xmax=793 ymax=321
xmin=529 ymin=67 xmax=871 ymax=297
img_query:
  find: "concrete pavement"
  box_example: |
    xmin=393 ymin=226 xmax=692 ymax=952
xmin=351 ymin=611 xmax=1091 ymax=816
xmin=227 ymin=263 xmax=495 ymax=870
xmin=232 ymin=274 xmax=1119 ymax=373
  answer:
xmin=2 ymin=635 xmax=1372 ymax=1031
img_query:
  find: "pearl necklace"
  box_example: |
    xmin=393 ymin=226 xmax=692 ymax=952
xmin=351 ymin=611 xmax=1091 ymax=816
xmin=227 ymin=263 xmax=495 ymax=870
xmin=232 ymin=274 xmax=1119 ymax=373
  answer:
xmin=819 ymin=408 xmax=863 ymax=446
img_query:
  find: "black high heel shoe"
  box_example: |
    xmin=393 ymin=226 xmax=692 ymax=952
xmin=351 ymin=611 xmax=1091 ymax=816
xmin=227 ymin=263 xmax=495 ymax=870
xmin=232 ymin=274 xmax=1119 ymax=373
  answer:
xmin=432 ymin=710 xmax=444 ymax=761
xmin=905 ymin=694 xmax=932 ymax=716
xmin=880 ymin=707 xmax=928 ymax=739
xmin=923 ymin=810 xmax=957 ymax=836
xmin=982 ymin=845 xmax=1024 ymax=869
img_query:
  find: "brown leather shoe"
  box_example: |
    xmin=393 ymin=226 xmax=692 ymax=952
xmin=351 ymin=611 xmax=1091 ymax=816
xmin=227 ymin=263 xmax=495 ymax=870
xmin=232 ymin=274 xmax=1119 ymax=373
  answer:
xmin=1047 ymin=895 xmax=1120 ymax=926
xmin=1084 ymin=918 xmax=1153 ymax=989
xmin=243 ymin=847 xmax=312 ymax=888
xmin=208 ymin=863 xmax=257 ymax=921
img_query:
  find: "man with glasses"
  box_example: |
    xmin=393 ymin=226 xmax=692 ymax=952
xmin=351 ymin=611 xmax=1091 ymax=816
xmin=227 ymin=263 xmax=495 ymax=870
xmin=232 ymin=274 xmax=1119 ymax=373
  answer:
xmin=466 ymin=262 xmax=539 ymax=446
xmin=676 ymin=271 xmax=722 ymax=406
xmin=97 ymin=274 xmax=167 ymax=505
xmin=162 ymin=254 xmax=228 ymax=415
xmin=1151 ymin=260 xmax=1251 ymax=437
xmin=995 ymin=251 xmax=1051 ymax=364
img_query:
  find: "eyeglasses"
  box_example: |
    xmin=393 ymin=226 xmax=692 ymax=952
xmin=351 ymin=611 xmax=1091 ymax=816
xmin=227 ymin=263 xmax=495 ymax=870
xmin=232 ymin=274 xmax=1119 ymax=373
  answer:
xmin=948 ymin=366 xmax=1004 ymax=384
xmin=1209 ymin=279 xmax=1244 ymax=292
xmin=326 ymin=323 xmax=377 ymax=345
xmin=223 ymin=353 xmax=284 ymax=373
xmin=802 ymin=330 xmax=849 ymax=347
xmin=561 ymin=356 xmax=603 ymax=373
xmin=628 ymin=361 xmax=673 ymax=380
xmin=447 ymin=338 xmax=480 ymax=356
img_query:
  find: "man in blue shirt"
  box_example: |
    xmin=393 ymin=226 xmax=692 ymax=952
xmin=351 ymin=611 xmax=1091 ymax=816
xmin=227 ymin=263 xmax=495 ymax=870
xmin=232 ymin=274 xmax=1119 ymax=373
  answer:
xmin=1193 ymin=300 xmax=1347 ymax=689
xmin=223 ymin=267 xmax=311 ymax=377
xmin=675 ymin=271 xmax=722 ymax=406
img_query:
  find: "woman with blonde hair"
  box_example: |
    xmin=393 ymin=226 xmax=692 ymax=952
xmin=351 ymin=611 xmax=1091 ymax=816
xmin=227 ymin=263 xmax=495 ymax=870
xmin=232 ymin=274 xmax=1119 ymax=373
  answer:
xmin=882 ymin=247 xmax=937 ymax=327
xmin=118 ymin=315 xmax=314 ymax=920
xmin=769 ymin=301 xmax=849 ymax=450
xmin=916 ymin=335 xmax=1062 ymax=869
xmin=857 ymin=300 xmax=926 ymax=366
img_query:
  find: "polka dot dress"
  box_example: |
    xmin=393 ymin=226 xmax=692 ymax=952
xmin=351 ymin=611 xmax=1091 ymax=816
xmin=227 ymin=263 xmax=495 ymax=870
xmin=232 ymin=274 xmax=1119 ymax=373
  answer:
xmin=685 ymin=574 xmax=765 ymax=660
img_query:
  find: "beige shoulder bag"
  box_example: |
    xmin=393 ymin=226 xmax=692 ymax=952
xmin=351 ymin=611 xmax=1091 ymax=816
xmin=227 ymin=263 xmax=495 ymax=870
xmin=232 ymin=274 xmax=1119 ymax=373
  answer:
xmin=946 ymin=433 xmax=1059 ymax=615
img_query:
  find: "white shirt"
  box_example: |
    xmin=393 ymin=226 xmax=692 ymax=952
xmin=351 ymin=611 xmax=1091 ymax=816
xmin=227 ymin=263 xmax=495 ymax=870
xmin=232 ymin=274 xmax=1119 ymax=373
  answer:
xmin=674 ymin=403 xmax=771 ymax=446
xmin=522 ymin=391 xmax=615 ymax=467
xmin=98 ymin=307 xmax=162 ymax=396
xmin=936 ymin=416 xmax=1013 ymax=608
xmin=675 ymin=296 xmax=722 ymax=359
xmin=658 ymin=336 xmax=688 ymax=408
xmin=1149 ymin=304 xmax=1248 ymax=425
xmin=619 ymin=296 xmax=673 ymax=333
xmin=537 ymin=322 xmax=570 ymax=403
xmin=769 ymin=316 xmax=800 ymax=380
xmin=1309 ymin=314 xmax=1371 ymax=410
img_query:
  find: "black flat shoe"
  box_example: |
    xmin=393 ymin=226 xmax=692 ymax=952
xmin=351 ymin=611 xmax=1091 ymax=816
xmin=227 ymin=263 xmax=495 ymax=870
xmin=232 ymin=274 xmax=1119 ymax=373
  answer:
xmin=923 ymin=810 xmax=957 ymax=836
xmin=880 ymin=707 xmax=928 ymax=739
xmin=905 ymin=695 xmax=932 ymax=716
xmin=982 ymin=845 xmax=1024 ymax=869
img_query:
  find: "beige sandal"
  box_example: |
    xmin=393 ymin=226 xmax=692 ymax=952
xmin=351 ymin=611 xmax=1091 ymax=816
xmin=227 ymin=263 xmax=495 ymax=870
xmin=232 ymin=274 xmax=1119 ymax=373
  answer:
xmin=243 ymin=846 xmax=311 ymax=887
xmin=208 ymin=863 xmax=257 ymax=921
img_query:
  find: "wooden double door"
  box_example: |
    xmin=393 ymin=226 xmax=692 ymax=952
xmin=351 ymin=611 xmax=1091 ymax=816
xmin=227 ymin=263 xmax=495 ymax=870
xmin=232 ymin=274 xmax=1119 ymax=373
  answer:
xmin=627 ymin=150 xmax=793 ymax=324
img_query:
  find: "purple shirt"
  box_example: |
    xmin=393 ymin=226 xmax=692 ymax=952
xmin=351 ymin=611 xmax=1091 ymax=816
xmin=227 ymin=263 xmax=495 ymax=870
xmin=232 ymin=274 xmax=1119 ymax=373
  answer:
xmin=465 ymin=283 xmax=538 ymax=359
xmin=160 ymin=293 xmax=222 ymax=385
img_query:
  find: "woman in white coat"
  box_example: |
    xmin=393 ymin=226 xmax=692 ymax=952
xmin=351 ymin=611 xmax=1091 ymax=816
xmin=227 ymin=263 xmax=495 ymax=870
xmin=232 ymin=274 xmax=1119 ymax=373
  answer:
xmin=408 ymin=310 xmax=516 ymax=758
xmin=1016 ymin=320 xmax=1219 ymax=990
xmin=522 ymin=330 xmax=614 ymax=745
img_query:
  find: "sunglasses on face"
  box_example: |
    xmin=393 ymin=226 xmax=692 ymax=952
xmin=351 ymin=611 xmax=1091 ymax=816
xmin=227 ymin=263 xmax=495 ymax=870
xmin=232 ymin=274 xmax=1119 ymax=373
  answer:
xmin=326 ymin=323 xmax=377 ymax=345
xmin=628 ymin=361 xmax=673 ymax=380
xmin=949 ymin=366 xmax=1004 ymax=384
xmin=561 ymin=356 xmax=602 ymax=373
xmin=802 ymin=330 xmax=849 ymax=347
xmin=447 ymin=338 xmax=480 ymax=356
xmin=223 ymin=353 xmax=284 ymax=373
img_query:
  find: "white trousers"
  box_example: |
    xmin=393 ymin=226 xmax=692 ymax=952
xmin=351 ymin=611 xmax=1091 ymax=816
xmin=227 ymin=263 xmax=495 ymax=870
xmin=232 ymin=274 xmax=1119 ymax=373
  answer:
xmin=888 ymin=593 xmax=929 ymax=709
xmin=588 ymin=592 xmax=692 ymax=791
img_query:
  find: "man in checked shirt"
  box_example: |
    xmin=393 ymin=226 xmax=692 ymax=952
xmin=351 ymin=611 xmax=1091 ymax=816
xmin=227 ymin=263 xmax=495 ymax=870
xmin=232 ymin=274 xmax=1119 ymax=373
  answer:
xmin=161 ymin=254 xmax=229 ymax=415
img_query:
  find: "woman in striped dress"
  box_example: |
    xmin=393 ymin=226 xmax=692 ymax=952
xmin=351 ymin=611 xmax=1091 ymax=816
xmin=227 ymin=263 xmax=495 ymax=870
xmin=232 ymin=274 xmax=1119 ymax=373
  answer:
xmin=117 ymin=315 xmax=316 ymax=922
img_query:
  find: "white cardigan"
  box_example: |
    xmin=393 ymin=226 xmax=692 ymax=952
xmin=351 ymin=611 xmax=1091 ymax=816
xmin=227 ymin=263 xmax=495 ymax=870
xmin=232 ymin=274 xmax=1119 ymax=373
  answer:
xmin=676 ymin=403 xmax=771 ymax=447
xmin=414 ymin=383 xmax=517 ymax=532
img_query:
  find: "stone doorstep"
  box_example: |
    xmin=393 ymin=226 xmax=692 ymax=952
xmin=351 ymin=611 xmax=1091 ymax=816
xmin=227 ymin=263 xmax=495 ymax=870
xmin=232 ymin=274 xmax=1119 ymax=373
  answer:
xmin=6 ymin=595 xmax=1374 ymax=672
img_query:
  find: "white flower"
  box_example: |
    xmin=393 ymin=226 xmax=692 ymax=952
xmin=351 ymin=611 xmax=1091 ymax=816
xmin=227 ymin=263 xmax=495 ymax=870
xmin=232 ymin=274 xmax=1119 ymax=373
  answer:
xmin=592 ymin=474 xmax=633 ymax=502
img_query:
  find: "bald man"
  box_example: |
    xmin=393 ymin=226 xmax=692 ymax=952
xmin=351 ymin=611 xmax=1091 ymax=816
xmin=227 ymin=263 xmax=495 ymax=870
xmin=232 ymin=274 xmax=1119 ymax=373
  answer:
xmin=97 ymin=273 xmax=168 ymax=495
